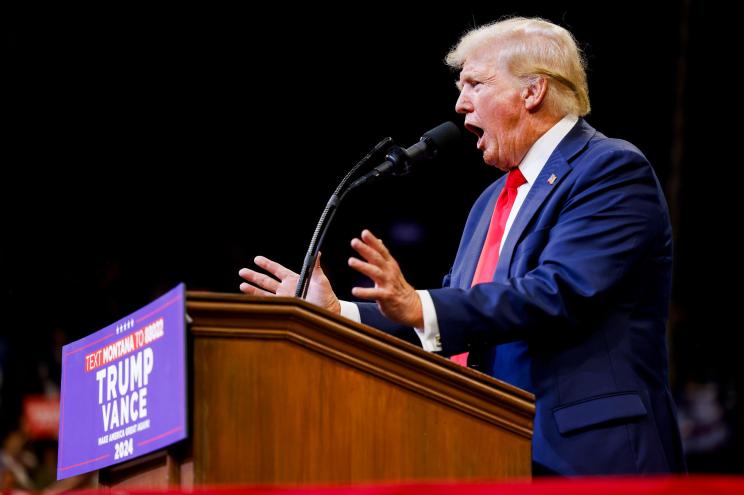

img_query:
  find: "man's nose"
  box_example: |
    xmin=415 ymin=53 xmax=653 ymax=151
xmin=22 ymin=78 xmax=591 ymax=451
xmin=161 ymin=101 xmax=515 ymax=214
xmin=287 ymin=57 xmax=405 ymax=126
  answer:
xmin=455 ymin=90 xmax=472 ymax=113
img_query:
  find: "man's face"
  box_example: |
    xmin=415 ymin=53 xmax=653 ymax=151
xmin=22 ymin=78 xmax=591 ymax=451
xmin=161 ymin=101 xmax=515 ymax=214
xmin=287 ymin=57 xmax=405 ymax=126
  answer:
xmin=455 ymin=48 xmax=528 ymax=171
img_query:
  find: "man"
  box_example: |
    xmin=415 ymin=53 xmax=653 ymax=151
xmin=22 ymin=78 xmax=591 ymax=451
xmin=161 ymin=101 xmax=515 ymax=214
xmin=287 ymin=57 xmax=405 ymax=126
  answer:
xmin=239 ymin=17 xmax=685 ymax=475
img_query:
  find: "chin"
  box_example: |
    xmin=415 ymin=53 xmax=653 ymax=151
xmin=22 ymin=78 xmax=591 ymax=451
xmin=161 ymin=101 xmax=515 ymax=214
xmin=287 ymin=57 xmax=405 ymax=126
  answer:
xmin=483 ymin=155 xmax=508 ymax=171
xmin=481 ymin=152 xmax=496 ymax=167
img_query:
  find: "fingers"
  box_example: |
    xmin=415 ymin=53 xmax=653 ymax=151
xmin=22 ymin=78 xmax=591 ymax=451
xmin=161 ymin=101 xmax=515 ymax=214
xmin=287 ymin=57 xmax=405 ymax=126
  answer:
xmin=254 ymin=256 xmax=295 ymax=280
xmin=360 ymin=229 xmax=391 ymax=260
xmin=348 ymin=256 xmax=384 ymax=280
xmin=348 ymin=229 xmax=395 ymax=284
xmin=238 ymin=267 xmax=281 ymax=293
xmin=350 ymin=236 xmax=386 ymax=265
xmin=351 ymin=286 xmax=383 ymax=300
xmin=238 ymin=258 xmax=290 ymax=296
xmin=239 ymin=282 xmax=274 ymax=297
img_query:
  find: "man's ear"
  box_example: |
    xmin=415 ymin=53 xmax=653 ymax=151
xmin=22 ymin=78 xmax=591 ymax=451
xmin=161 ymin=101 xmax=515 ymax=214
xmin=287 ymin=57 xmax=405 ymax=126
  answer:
xmin=522 ymin=76 xmax=549 ymax=111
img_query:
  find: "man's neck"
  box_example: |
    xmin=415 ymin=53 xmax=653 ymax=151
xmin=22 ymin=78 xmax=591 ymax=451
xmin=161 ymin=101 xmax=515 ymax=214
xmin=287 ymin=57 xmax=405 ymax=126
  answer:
xmin=510 ymin=113 xmax=566 ymax=168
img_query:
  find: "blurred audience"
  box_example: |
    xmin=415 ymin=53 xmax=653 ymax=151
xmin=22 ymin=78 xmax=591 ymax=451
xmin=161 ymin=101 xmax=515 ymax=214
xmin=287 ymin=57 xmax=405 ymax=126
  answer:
xmin=1 ymin=429 xmax=35 ymax=490
xmin=677 ymin=378 xmax=742 ymax=472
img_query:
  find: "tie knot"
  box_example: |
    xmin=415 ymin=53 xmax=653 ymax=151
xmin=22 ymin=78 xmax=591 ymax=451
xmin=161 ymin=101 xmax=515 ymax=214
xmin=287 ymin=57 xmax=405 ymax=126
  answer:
xmin=506 ymin=168 xmax=527 ymax=190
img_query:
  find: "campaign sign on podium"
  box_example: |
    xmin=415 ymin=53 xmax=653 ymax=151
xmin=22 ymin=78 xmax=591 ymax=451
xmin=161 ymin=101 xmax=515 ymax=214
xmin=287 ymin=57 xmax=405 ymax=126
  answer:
xmin=57 ymin=284 xmax=187 ymax=480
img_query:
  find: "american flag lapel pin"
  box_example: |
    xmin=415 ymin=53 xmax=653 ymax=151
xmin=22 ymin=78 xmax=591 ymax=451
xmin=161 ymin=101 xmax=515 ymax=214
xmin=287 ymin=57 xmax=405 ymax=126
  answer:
xmin=547 ymin=174 xmax=557 ymax=185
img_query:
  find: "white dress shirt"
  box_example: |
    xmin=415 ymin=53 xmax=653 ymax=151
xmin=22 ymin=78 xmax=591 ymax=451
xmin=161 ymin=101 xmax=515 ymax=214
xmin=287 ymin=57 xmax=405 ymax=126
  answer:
xmin=341 ymin=115 xmax=579 ymax=352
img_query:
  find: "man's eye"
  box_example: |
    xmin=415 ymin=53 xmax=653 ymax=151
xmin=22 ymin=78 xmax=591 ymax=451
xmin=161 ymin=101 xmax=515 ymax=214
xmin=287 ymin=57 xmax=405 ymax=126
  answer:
xmin=456 ymin=80 xmax=481 ymax=91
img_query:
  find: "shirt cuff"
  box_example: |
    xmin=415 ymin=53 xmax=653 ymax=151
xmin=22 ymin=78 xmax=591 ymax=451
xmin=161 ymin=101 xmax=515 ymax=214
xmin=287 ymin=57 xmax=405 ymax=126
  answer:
xmin=414 ymin=290 xmax=442 ymax=352
xmin=339 ymin=300 xmax=362 ymax=323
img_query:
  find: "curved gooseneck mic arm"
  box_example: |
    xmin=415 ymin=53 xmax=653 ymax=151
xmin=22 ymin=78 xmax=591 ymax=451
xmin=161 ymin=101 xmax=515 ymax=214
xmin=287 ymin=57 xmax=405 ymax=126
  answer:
xmin=294 ymin=137 xmax=393 ymax=299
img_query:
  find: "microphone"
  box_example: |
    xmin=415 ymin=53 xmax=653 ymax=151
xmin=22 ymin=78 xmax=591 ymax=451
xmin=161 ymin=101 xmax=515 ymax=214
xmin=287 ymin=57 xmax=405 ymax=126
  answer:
xmin=348 ymin=121 xmax=460 ymax=190
xmin=294 ymin=122 xmax=460 ymax=299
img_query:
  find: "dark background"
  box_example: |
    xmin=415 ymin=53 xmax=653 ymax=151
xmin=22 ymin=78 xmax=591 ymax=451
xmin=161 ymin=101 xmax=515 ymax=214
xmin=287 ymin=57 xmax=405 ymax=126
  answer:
xmin=1 ymin=1 xmax=741 ymax=479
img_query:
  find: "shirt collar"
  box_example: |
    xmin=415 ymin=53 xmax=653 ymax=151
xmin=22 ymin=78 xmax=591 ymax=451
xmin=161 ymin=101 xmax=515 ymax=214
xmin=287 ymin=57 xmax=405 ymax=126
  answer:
xmin=518 ymin=114 xmax=578 ymax=185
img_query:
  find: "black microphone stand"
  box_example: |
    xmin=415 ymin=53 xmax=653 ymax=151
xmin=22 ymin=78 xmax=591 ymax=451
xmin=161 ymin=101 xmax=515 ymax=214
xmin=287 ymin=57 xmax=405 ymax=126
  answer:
xmin=294 ymin=138 xmax=393 ymax=299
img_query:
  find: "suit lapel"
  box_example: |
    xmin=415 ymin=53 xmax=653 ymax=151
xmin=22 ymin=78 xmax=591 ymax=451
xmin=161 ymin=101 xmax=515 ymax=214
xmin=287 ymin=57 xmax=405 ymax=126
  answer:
xmin=494 ymin=119 xmax=597 ymax=282
xmin=494 ymin=156 xmax=571 ymax=281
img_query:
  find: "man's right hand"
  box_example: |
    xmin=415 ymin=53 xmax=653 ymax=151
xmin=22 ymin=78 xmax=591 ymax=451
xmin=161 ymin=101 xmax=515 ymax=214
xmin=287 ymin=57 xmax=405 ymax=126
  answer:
xmin=238 ymin=254 xmax=341 ymax=315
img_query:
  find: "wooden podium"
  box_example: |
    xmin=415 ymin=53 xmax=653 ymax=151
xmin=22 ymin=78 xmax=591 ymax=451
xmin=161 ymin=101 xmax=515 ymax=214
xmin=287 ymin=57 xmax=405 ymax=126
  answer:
xmin=98 ymin=292 xmax=534 ymax=488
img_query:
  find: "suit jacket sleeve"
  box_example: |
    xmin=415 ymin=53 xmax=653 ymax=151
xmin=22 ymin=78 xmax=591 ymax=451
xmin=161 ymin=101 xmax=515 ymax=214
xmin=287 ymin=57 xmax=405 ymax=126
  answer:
xmin=356 ymin=268 xmax=453 ymax=348
xmin=356 ymin=303 xmax=421 ymax=346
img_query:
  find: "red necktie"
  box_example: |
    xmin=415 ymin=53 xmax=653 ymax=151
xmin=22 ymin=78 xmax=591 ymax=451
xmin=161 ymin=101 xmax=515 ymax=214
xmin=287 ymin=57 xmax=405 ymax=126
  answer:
xmin=451 ymin=168 xmax=527 ymax=367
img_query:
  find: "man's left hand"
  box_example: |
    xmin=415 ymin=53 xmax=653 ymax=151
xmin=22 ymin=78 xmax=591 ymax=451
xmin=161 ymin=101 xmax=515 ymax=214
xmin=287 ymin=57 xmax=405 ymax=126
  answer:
xmin=348 ymin=229 xmax=424 ymax=328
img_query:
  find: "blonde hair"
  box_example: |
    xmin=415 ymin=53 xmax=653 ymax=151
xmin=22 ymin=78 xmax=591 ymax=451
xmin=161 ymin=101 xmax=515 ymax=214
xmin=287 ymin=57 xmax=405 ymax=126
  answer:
xmin=446 ymin=17 xmax=590 ymax=117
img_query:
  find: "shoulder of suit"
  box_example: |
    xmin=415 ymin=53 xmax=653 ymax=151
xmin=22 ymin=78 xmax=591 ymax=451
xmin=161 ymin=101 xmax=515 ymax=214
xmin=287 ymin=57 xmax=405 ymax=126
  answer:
xmin=572 ymin=132 xmax=651 ymax=176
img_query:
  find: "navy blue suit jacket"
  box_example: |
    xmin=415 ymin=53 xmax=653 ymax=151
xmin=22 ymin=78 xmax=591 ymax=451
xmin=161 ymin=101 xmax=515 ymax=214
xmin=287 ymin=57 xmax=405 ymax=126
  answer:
xmin=358 ymin=119 xmax=686 ymax=475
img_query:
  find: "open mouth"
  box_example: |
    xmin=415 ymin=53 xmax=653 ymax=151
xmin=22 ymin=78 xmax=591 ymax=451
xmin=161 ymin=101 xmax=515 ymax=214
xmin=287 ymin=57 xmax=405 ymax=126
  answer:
xmin=464 ymin=122 xmax=484 ymax=139
xmin=465 ymin=122 xmax=485 ymax=149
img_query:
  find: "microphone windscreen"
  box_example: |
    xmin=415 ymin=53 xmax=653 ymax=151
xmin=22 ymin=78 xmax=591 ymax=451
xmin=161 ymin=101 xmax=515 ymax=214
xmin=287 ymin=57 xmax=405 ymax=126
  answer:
xmin=422 ymin=121 xmax=461 ymax=156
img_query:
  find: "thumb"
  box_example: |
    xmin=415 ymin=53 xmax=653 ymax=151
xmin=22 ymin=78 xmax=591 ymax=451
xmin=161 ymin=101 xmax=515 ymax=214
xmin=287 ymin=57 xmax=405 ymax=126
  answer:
xmin=313 ymin=252 xmax=322 ymax=272
xmin=311 ymin=252 xmax=328 ymax=282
